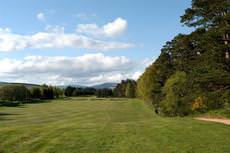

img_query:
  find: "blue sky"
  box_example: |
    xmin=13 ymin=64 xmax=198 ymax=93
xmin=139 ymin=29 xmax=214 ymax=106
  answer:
xmin=0 ymin=0 xmax=192 ymax=85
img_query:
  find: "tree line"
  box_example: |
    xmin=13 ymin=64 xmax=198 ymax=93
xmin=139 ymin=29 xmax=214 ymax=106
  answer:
xmin=0 ymin=79 xmax=138 ymax=104
xmin=136 ymin=0 xmax=230 ymax=116
xmin=64 ymin=86 xmax=96 ymax=97
xmin=0 ymin=84 xmax=64 ymax=103
xmin=64 ymin=79 xmax=137 ymax=98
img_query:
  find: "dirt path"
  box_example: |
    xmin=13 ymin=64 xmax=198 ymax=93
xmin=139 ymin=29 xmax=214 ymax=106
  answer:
xmin=195 ymin=117 xmax=230 ymax=125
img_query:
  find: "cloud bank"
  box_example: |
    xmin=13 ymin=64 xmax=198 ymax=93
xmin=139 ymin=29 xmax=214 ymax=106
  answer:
xmin=0 ymin=53 xmax=140 ymax=85
xmin=0 ymin=26 xmax=133 ymax=52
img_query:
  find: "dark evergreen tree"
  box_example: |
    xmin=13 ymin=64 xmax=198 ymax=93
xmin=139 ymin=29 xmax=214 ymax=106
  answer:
xmin=30 ymin=87 xmax=42 ymax=99
xmin=64 ymin=86 xmax=76 ymax=97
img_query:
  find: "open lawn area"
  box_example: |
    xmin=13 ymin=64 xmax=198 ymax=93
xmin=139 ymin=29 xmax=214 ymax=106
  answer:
xmin=0 ymin=97 xmax=229 ymax=153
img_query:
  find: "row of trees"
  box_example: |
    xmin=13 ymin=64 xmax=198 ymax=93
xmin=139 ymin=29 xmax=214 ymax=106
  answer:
xmin=0 ymin=80 xmax=138 ymax=103
xmin=96 ymin=89 xmax=113 ymax=97
xmin=64 ymin=86 xmax=96 ymax=97
xmin=113 ymin=79 xmax=137 ymax=98
xmin=137 ymin=0 xmax=230 ymax=116
xmin=0 ymin=84 xmax=64 ymax=102
xmin=64 ymin=79 xmax=137 ymax=98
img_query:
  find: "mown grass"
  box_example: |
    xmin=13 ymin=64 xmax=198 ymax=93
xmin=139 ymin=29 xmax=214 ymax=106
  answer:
xmin=0 ymin=97 xmax=229 ymax=153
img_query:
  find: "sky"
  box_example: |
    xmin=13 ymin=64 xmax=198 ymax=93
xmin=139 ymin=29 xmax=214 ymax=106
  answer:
xmin=0 ymin=0 xmax=192 ymax=86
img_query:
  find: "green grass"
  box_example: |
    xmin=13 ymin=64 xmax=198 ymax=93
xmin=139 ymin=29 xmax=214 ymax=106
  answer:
xmin=0 ymin=97 xmax=229 ymax=153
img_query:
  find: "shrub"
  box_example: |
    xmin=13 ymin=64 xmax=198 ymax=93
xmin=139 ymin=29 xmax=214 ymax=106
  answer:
xmin=192 ymin=96 xmax=207 ymax=112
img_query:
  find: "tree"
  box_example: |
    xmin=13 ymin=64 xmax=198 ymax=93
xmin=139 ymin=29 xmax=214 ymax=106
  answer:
xmin=181 ymin=0 xmax=230 ymax=28
xmin=160 ymin=71 xmax=190 ymax=116
xmin=0 ymin=85 xmax=30 ymax=102
xmin=114 ymin=79 xmax=137 ymax=98
xmin=181 ymin=0 xmax=230 ymax=59
xmin=30 ymin=87 xmax=42 ymax=99
xmin=125 ymin=82 xmax=136 ymax=98
xmin=96 ymin=89 xmax=113 ymax=98
xmin=136 ymin=0 xmax=230 ymax=116
xmin=41 ymin=85 xmax=54 ymax=99
xmin=64 ymin=86 xmax=76 ymax=97
xmin=137 ymin=53 xmax=173 ymax=110
xmin=113 ymin=84 xmax=123 ymax=97
xmin=53 ymin=87 xmax=64 ymax=98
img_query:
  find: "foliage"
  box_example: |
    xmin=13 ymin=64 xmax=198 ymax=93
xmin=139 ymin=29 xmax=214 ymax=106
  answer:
xmin=113 ymin=79 xmax=136 ymax=98
xmin=53 ymin=87 xmax=64 ymax=98
xmin=192 ymin=96 xmax=208 ymax=112
xmin=65 ymin=86 xmax=76 ymax=97
xmin=160 ymin=71 xmax=191 ymax=116
xmin=65 ymin=86 xmax=96 ymax=97
xmin=41 ymin=85 xmax=54 ymax=99
xmin=137 ymin=0 xmax=230 ymax=116
xmin=0 ymin=85 xmax=30 ymax=102
xmin=30 ymin=87 xmax=42 ymax=99
xmin=96 ymin=88 xmax=113 ymax=97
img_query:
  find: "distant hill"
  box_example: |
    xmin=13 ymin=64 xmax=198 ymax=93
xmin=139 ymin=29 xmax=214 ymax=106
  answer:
xmin=0 ymin=82 xmax=118 ymax=89
xmin=58 ymin=83 xmax=118 ymax=89
xmin=57 ymin=85 xmax=87 ymax=89
xmin=92 ymin=83 xmax=118 ymax=89
xmin=0 ymin=82 xmax=40 ymax=88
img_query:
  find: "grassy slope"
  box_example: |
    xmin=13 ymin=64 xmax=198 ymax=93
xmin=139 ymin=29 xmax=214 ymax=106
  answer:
xmin=0 ymin=82 xmax=40 ymax=88
xmin=0 ymin=97 xmax=229 ymax=153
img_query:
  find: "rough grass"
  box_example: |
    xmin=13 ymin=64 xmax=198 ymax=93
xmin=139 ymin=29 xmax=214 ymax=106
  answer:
xmin=0 ymin=97 xmax=229 ymax=153
xmin=199 ymin=107 xmax=230 ymax=119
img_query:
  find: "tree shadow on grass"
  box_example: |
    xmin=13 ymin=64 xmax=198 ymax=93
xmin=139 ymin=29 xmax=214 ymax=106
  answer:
xmin=0 ymin=112 xmax=21 ymax=121
xmin=0 ymin=101 xmax=21 ymax=107
xmin=27 ymin=97 xmax=70 ymax=104
xmin=0 ymin=99 xmax=53 ymax=107
xmin=26 ymin=99 xmax=51 ymax=104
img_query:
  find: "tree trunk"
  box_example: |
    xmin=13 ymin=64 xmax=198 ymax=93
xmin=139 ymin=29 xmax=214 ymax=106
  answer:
xmin=224 ymin=33 xmax=229 ymax=59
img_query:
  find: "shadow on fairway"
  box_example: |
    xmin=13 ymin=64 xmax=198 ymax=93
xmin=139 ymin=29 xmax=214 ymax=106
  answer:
xmin=0 ymin=99 xmax=51 ymax=107
xmin=0 ymin=112 xmax=21 ymax=121
xmin=0 ymin=101 xmax=21 ymax=107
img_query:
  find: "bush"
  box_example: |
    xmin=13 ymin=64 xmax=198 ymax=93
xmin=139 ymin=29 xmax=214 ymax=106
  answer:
xmin=191 ymin=96 xmax=208 ymax=112
xmin=221 ymin=90 xmax=230 ymax=106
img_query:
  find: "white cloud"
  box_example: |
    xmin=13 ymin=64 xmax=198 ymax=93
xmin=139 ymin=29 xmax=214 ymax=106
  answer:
xmin=76 ymin=17 xmax=127 ymax=37
xmin=0 ymin=53 xmax=140 ymax=85
xmin=142 ymin=58 xmax=153 ymax=67
xmin=88 ymin=71 xmax=142 ymax=85
xmin=131 ymin=71 xmax=143 ymax=80
xmin=37 ymin=13 xmax=46 ymax=22
xmin=0 ymin=27 xmax=134 ymax=52
xmin=74 ymin=13 xmax=97 ymax=20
